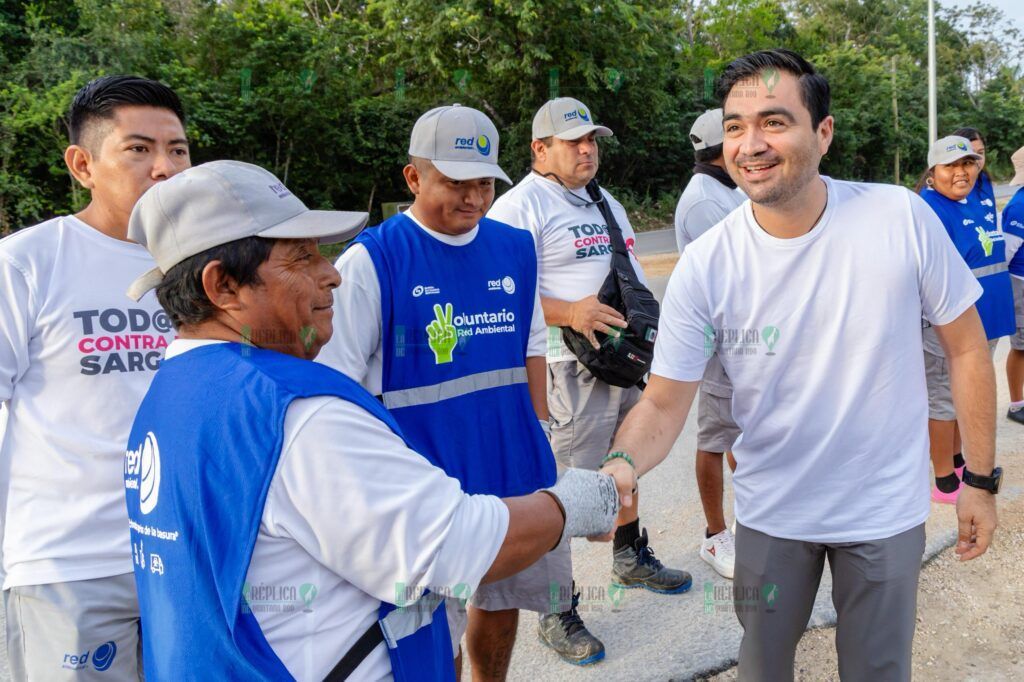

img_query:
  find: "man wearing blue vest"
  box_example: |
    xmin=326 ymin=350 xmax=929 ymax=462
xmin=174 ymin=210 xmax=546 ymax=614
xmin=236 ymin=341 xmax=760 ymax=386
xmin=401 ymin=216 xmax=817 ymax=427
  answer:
xmin=122 ymin=160 xmax=622 ymax=680
xmin=317 ymin=104 xmax=570 ymax=679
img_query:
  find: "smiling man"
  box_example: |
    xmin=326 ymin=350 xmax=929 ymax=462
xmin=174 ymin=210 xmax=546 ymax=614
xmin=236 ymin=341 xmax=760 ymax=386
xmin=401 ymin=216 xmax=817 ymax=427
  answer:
xmin=317 ymin=105 xmax=565 ymax=681
xmin=122 ymin=160 xmax=620 ymax=680
xmin=0 ymin=75 xmax=188 ymax=679
xmin=602 ymin=49 xmax=1001 ymax=680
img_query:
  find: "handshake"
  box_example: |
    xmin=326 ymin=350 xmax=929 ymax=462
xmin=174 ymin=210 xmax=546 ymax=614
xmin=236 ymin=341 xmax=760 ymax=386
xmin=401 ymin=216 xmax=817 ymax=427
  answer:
xmin=539 ymin=459 xmax=637 ymax=542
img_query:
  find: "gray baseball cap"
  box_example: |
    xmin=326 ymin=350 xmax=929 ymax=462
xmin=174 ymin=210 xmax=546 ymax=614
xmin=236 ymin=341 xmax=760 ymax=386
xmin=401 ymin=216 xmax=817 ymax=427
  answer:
xmin=532 ymin=98 xmax=613 ymax=140
xmin=927 ymin=135 xmax=981 ymax=169
xmin=126 ymin=160 xmax=368 ymax=301
xmin=408 ymin=104 xmax=511 ymax=183
xmin=690 ymin=108 xmax=724 ymax=150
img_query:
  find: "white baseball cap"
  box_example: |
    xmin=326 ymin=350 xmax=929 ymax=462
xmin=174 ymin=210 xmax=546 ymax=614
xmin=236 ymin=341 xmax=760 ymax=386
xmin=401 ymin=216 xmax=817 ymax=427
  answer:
xmin=690 ymin=109 xmax=724 ymax=150
xmin=126 ymin=160 xmax=368 ymax=301
xmin=532 ymin=98 xmax=613 ymax=141
xmin=927 ymin=135 xmax=981 ymax=169
xmin=408 ymin=104 xmax=511 ymax=183
xmin=1010 ymin=145 xmax=1024 ymax=186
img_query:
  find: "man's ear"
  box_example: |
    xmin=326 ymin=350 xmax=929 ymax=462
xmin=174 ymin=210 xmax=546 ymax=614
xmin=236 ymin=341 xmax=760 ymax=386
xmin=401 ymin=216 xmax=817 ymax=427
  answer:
xmin=65 ymin=145 xmax=96 ymax=190
xmin=403 ymin=163 xmax=421 ymax=195
xmin=816 ymin=115 xmax=835 ymax=156
xmin=530 ymin=139 xmax=549 ymax=164
xmin=200 ymin=260 xmax=243 ymax=313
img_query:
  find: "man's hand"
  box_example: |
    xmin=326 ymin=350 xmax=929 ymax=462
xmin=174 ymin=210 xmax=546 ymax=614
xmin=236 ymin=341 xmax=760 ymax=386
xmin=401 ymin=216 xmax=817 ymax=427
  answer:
xmin=955 ymin=485 xmax=997 ymax=561
xmin=591 ymin=457 xmax=637 ymax=541
xmin=569 ymin=295 xmax=626 ymax=349
xmin=426 ymin=302 xmax=457 ymax=364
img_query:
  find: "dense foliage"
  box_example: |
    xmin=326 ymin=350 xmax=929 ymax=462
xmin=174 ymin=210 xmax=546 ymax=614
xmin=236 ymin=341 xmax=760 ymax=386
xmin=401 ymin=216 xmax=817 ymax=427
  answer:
xmin=1 ymin=0 xmax=1022 ymax=233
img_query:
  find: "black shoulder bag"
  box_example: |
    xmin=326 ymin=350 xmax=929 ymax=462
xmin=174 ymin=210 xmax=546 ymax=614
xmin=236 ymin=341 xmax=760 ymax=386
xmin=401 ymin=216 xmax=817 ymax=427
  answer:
xmin=560 ymin=180 xmax=660 ymax=388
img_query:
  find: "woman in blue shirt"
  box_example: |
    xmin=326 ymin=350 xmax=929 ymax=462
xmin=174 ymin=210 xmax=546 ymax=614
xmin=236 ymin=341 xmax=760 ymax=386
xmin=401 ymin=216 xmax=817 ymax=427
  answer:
xmin=919 ymin=135 xmax=1014 ymax=504
xmin=952 ymin=127 xmax=997 ymax=214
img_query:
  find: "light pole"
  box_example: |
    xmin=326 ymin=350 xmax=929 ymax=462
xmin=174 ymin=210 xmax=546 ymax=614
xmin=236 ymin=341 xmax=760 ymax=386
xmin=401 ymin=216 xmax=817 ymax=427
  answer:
xmin=928 ymin=0 xmax=937 ymax=143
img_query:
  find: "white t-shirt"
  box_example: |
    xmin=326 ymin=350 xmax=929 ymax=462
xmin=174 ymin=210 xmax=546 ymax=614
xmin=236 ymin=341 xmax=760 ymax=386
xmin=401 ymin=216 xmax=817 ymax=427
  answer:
xmin=0 ymin=216 xmax=176 ymax=589
xmin=316 ymin=211 xmax=547 ymax=396
xmin=488 ymin=173 xmax=647 ymax=362
xmin=674 ymin=172 xmax=747 ymax=252
xmin=165 ymin=340 xmax=508 ymax=681
xmin=674 ymin=172 xmax=747 ymax=398
xmin=653 ymin=178 xmax=982 ymax=542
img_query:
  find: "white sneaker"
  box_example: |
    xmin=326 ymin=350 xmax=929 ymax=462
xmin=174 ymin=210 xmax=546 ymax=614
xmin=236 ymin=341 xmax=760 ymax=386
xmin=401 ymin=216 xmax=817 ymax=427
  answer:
xmin=700 ymin=529 xmax=736 ymax=580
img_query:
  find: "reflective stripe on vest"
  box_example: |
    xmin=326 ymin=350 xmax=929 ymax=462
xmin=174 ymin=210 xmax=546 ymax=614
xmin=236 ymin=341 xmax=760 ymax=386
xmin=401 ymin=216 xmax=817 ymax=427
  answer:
xmin=381 ymin=593 xmax=444 ymax=648
xmin=973 ymin=262 xmax=1008 ymax=278
xmin=382 ymin=367 xmax=528 ymax=410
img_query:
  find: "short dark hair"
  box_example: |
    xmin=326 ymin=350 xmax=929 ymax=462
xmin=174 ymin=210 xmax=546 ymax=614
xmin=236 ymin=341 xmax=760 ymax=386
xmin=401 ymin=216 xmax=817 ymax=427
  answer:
xmin=694 ymin=143 xmax=724 ymax=164
xmin=156 ymin=237 xmax=275 ymax=329
xmin=530 ymin=136 xmax=554 ymax=162
xmin=952 ymin=127 xmax=984 ymax=145
xmin=716 ymin=49 xmax=831 ymax=130
xmin=68 ymin=75 xmax=185 ymax=146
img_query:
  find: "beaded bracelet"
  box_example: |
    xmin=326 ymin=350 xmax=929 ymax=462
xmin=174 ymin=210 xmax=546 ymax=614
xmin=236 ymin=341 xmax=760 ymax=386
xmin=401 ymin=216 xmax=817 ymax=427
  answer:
xmin=600 ymin=451 xmax=635 ymax=469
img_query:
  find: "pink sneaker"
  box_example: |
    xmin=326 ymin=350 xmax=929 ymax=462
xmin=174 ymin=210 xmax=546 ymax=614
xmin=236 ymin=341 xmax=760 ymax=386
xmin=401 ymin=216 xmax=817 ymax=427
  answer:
xmin=955 ymin=464 xmax=966 ymax=480
xmin=931 ymin=480 xmax=962 ymax=504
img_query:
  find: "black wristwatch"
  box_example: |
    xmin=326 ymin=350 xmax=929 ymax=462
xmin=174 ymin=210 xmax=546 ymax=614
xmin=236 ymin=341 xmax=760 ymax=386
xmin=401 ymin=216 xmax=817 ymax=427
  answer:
xmin=961 ymin=467 xmax=1002 ymax=494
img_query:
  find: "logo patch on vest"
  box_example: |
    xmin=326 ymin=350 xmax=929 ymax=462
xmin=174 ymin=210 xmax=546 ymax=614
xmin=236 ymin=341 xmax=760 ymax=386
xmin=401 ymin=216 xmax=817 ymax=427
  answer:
xmin=487 ymin=276 xmax=516 ymax=294
xmin=125 ymin=432 xmax=162 ymax=514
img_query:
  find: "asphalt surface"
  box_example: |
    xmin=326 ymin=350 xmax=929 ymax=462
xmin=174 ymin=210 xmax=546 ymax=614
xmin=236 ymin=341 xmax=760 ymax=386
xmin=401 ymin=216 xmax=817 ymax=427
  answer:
xmin=636 ymin=184 xmax=1020 ymax=259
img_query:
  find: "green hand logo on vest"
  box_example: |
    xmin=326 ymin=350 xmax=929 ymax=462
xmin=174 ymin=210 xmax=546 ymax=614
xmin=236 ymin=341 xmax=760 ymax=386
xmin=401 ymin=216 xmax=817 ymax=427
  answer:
xmin=427 ymin=302 xmax=458 ymax=364
xmin=975 ymin=226 xmax=994 ymax=257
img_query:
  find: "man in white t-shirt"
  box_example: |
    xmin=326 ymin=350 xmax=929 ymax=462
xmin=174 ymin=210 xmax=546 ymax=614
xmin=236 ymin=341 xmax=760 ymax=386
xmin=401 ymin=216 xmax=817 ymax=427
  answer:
xmin=317 ymin=105 xmax=567 ymax=679
xmin=674 ymin=107 xmax=746 ymax=580
xmin=121 ymin=160 xmax=622 ymax=680
xmin=0 ymin=75 xmax=189 ymax=680
xmin=488 ymin=97 xmax=692 ymax=666
xmin=605 ymin=49 xmax=1001 ymax=680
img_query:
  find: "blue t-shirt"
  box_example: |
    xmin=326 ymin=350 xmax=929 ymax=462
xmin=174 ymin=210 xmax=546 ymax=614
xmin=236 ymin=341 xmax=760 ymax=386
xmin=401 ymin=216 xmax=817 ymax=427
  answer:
xmin=921 ymin=187 xmax=1014 ymax=339
xmin=969 ymin=171 xmax=997 ymax=217
xmin=1003 ymin=187 xmax=1024 ymax=278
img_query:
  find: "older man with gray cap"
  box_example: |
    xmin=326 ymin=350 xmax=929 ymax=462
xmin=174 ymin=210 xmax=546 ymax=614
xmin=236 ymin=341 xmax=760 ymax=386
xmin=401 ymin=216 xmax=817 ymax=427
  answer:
xmin=488 ymin=97 xmax=692 ymax=667
xmin=123 ymin=159 xmax=622 ymax=680
xmin=673 ymin=107 xmax=747 ymax=580
xmin=316 ymin=105 xmax=571 ymax=681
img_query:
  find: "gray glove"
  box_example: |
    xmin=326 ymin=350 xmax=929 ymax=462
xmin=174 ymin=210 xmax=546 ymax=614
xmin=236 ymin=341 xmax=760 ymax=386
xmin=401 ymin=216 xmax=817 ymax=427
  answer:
xmin=541 ymin=469 xmax=620 ymax=539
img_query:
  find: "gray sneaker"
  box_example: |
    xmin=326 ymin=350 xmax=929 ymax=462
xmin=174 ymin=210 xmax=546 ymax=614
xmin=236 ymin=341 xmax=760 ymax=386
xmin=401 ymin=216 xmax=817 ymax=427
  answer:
xmin=537 ymin=589 xmax=605 ymax=666
xmin=612 ymin=528 xmax=693 ymax=594
xmin=1008 ymin=408 xmax=1024 ymax=425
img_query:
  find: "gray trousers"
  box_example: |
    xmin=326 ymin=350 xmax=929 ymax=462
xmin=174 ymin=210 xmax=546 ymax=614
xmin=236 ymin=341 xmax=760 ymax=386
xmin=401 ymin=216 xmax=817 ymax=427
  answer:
xmin=5 ymin=572 xmax=143 ymax=681
xmin=734 ymin=522 xmax=926 ymax=682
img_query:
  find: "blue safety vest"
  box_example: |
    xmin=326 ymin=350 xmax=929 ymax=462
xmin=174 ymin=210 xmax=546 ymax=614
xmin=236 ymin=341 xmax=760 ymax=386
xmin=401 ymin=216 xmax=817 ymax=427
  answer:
xmin=969 ymin=171 xmax=996 ymax=215
xmin=124 ymin=343 xmax=453 ymax=680
xmin=1003 ymin=187 xmax=1024 ymax=278
xmin=922 ymin=187 xmax=1014 ymax=339
xmin=355 ymin=213 xmax=556 ymax=497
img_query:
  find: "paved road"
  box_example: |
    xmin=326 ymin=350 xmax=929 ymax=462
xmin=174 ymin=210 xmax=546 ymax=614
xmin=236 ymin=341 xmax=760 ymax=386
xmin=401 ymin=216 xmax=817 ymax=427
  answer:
xmin=636 ymin=183 xmax=1020 ymax=259
xmin=635 ymin=228 xmax=677 ymax=256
